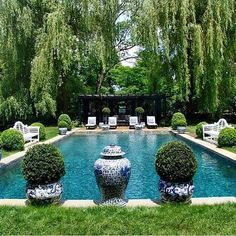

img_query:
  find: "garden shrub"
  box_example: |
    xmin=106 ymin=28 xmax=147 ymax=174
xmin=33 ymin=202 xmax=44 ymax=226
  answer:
xmin=31 ymin=122 xmax=46 ymax=141
xmin=22 ymin=144 xmax=65 ymax=185
xmin=175 ymin=119 xmax=187 ymax=127
xmin=196 ymin=122 xmax=207 ymax=139
xmin=0 ymin=128 xmax=24 ymax=151
xmin=155 ymin=141 xmax=197 ymax=183
xmin=218 ymin=128 xmax=236 ymax=147
xmin=171 ymin=112 xmax=187 ymax=130
xmin=102 ymin=107 xmax=111 ymax=115
xmin=135 ymin=107 xmax=145 ymax=114
xmin=58 ymin=114 xmax=72 ymax=131
xmin=58 ymin=120 xmax=69 ymax=129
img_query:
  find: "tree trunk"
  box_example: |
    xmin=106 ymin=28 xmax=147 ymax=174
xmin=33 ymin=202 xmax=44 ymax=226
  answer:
xmin=96 ymin=70 xmax=105 ymax=94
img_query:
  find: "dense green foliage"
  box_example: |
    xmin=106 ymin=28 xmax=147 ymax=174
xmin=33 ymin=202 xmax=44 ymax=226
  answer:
xmin=135 ymin=0 xmax=236 ymax=114
xmin=0 ymin=129 xmax=24 ymax=151
xmin=0 ymin=204 xmax=235 ymax=235
xmin=171 ymin=112 xmax=187 ymax=129
xmin=58 ymin=121 xmax=69 ymax=129
xmin=175 ymin=119 xmax=187 ymax=127
xmin=22 ymin=144 xmax=65 ymax=185
xmin=156 ymin=141 xmax=197 ymax=182
xmin=135 ymin=107 xmax=145 ymax=114
xmin=58 ymin=114 xmax=72 ymax=131
xmin=218 ymin=128 xmax=236 ymax=147
xmin=0 ymin=0 xmax=235 ymax=123
xmin=196 ymin=121 xmax=208 ymax=139
xmin=31 ymin=122 xmax=46 ymax=141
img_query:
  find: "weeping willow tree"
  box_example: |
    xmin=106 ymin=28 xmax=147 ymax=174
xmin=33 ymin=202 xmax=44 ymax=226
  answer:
xmin=80 ymin=0 xmax=139 ymax=94
xmin=0 ymin=1 xmax=34 ymax=122
xmin=135 ymin=0 xmax=236 ymax=114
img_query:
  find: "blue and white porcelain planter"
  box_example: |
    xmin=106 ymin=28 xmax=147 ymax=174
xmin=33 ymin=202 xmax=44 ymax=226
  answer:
xmin=177 ymin=126 xmax=186 ymax=134
xmin=158 ymin=179 xmax=194 ymax=203
xmin=26 ymin=181 xmax=63 ymax=204
xmin=94 ymin=145 xmax=131 ymax=206
xmin=59 ymin=128 xmax=67 ymax=135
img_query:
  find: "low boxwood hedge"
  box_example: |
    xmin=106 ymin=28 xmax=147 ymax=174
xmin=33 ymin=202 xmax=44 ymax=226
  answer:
xmin=218 ymin=128 xmax=236 ymax=147
xmin=58 ymin=114 xmax=72 ymax=131
xmin=171 ymin=112 xmax=187 ymax=130
xmin=196 ymin=121 xmax=208 ymax=139
xmin=0 ymin=128 xmax=24 ymax=151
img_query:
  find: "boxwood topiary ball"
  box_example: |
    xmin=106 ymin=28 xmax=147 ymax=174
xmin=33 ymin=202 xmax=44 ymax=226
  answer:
xmin=135 ymin=107 xmax=145 ymax=114
xmin=0 ymin=128 xmax=24 ymax=151
xmin=102 ymin=107 xmax=111 ymax=115
xmin=175 ymin=119 xmax=187 ymax=127
xmin=171 ymin=112 xmax=187 ymax=130
xmin=196 ymin=122 xmax=207 ymax=139
xmin=58 ymin=120 xmax=69 ymax=129
xmin=218 ymin=128 xmax=236 ymax=147
xmin=58 ymin=114 xmax=72 ymax=131
xmin=156 ymin=141 xmax=197 ymax=183
xmin=31 ymin=122 xmax=46 ymax=141
xmin=22 ymin=144 xmax=65 ymax=185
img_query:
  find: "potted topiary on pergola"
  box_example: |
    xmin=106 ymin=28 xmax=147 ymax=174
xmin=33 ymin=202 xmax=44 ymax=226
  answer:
xmin=155 ymin=141 xmax=197 ymax=203
xmin=135 ymin=107 xmax=145 ymax=124
xmin=102 ymin=107 xmax=111 ymax=124
xmin=22 ymin=144 xmax=65 ymax=204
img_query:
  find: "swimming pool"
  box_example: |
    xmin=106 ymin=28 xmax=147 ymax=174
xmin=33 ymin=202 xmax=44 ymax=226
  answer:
xmin=0 ymin=133 xmax=235 ymax=199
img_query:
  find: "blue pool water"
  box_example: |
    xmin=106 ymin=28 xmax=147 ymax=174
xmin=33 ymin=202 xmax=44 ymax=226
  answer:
xmin=0 ymin=133 xmax=236 ymax=199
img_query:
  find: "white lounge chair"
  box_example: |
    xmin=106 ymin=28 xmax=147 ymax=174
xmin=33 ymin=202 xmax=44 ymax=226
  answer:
xmin=203 ymin=118 xmax=232 ymax=143
xmin=13 ymin=121 xmax=40 ymax=143
xmin=85 ymin=117 xmax=97 ymax=129
xmin=129 ymin=116 xmax=138 ymax=129
xmin=108 ymin=117 xmax=117 ymax=129
xmin=146 ymin=116 xmax=158 ymax=129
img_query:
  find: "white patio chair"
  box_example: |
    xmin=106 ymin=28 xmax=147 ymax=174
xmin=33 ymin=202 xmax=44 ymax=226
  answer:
xmin=108 ymin=117 xmax=117 ymax=129
xmin=129 ymin=116 xmax=138 ymax=129
xmin=203 ymin=118 xmax=232 ymax=143
xmin=85 ymin=117 xmax=97 ymax=129
xmin=13 ymin=121 xmax=40 ymax=143
xmin=146 ymin=116 xmax=158 ymax=129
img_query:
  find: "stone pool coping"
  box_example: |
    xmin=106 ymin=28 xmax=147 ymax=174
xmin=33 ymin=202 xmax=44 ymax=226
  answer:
xmin=171 ymin=131 xmax=236 ymax=164
xmin=0 ymin=128 xmax=79 ymax=169
xmin=0 ymin=197 xmax=235 ymax=207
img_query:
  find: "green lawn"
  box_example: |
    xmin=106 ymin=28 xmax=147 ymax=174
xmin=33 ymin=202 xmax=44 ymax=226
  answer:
xmin=0 ymin=204 xmax=235 ymax=235
xmin=45 ymin=126 xmax=58 ymax=140
xmin=186 ymin=125 xmax=196 ymax=136
xmin=1 ymin=126 xmax=58 ymax=158
xmin=223 ymin=146 xmax=236 ymax=154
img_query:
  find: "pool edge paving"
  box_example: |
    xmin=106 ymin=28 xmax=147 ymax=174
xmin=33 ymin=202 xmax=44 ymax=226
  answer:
xmin=171 ymin=131 xmax=236 ymax=164
xmin=0 ymin=197 xmax=235 ymax=207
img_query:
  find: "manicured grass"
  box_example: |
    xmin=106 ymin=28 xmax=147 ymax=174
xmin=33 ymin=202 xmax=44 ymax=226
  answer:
xmin=2 ymin=149 xmax=19 ymax=158
xmin=186 ymin=125 xmax=196 ymax=136
xmin=0 ymin=204 xmax=235 ymax=235
xmin=223 ymin=146 xmax=236 ymax=154
xmin=45 ymin=126 xmax=58 ymax=140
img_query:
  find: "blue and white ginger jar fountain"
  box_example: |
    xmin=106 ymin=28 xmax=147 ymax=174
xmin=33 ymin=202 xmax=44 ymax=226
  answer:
xmin=94 ymin=145 xmax=131 ymax=206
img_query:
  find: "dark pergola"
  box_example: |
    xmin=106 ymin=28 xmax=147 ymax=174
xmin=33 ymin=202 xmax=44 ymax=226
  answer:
xmin=78 ymin=94 xmax=167 ymax=125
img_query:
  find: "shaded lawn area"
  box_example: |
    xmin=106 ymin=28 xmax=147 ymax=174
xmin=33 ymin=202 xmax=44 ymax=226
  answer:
xmin=223 ymin=146 xmax=236 ymax=154
xmin=1 ymin=126 xmax=58 ymax=158
xmin=45 ymin=126 xmax=58 ymax=140
xmin=0 ymin=204 xmax=235 ymax=235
